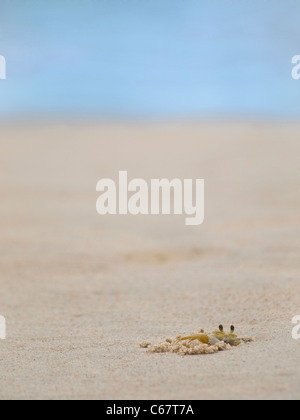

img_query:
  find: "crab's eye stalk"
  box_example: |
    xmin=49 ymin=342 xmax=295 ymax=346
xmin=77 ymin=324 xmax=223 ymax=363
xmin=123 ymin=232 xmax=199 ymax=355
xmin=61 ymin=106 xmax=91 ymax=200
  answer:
xmin=231 ymin=325 xmax=235 ymax=333
xmin=219 ymin=325 xmax=224 ymax=332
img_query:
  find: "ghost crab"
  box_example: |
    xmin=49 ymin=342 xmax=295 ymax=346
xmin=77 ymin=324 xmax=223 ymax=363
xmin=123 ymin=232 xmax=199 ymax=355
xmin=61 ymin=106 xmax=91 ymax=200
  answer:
xmin=177 ymin=325 xmax=250 ymax=347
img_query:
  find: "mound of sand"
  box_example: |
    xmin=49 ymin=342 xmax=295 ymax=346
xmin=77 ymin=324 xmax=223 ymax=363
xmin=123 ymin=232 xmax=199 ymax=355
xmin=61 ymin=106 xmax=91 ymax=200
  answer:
xmin=141 ymin=338 xmax=230 ymax=355
xmin=140 ymin=333 xmax=254 ymax=356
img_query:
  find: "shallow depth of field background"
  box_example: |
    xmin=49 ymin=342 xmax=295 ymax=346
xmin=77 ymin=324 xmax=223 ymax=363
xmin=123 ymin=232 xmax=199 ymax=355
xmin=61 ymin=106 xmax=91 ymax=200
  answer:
xmin=0 ymin=0 xmax=300 ymax=120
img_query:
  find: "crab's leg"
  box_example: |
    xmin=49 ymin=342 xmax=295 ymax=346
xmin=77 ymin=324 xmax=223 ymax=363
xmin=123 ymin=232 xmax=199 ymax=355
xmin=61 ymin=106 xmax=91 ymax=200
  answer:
xmin=177 ymin=334 xmax=210 ymax=344
xmin=241 ymin=337 xmax=253 ymax=343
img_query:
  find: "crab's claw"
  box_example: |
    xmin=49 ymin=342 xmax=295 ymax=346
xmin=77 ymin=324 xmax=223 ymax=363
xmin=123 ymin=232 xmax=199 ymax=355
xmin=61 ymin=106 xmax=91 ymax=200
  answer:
xmin=224 ymin=325 xmax=241 ymax=346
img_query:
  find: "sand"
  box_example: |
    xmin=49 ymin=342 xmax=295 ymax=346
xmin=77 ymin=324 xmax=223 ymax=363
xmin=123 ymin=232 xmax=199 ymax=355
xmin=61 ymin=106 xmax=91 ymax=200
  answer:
xmin=0 ymin=121 xmax=299 ymax=400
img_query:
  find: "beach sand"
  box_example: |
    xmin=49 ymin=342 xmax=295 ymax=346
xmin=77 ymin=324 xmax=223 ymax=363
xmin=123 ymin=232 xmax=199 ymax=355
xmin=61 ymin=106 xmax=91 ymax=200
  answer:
xmin=0 ymin=121 xmax=299 ymax=400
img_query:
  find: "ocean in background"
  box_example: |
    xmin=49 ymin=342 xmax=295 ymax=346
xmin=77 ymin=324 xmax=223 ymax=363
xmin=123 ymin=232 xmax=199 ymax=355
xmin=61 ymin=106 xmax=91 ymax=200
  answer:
xmin=0 ymin=0 xmax=300 ymax=119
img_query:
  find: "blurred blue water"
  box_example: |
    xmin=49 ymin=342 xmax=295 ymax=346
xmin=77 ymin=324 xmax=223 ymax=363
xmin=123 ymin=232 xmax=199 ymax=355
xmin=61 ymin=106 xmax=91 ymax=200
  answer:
xmin=0 ymin=0 xmax=300 ymax=119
